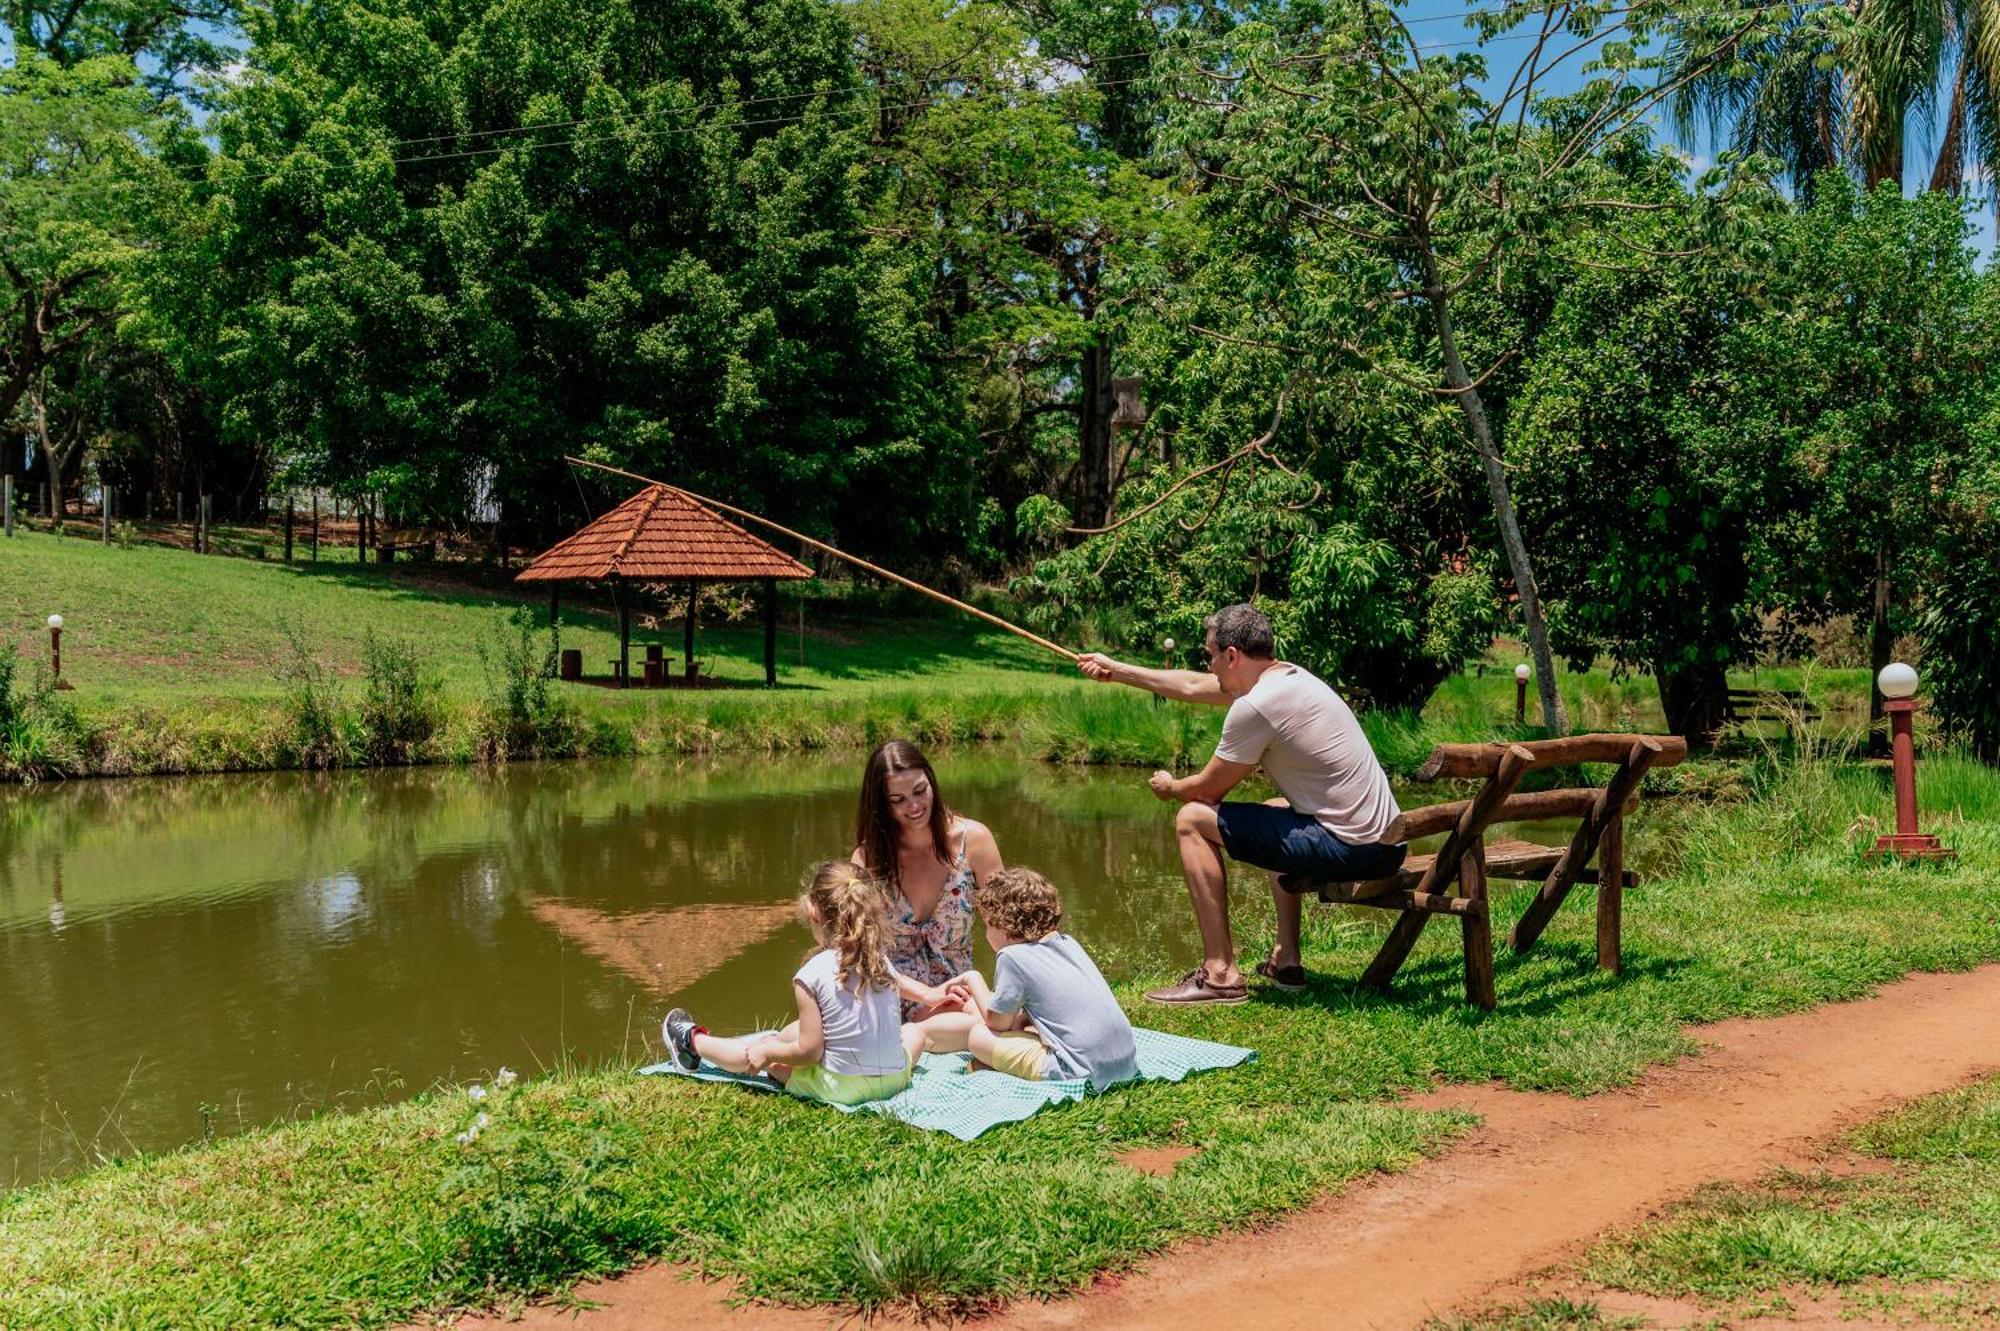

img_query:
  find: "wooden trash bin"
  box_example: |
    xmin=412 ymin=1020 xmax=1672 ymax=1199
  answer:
xmin=559 ymin=648 xmax=582 ymax=681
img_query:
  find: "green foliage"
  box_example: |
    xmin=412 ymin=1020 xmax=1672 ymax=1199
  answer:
xmin=278 ymin=618 xmax=355 ymax=768
xmin=359 ymin=632 xmax=442 ymax=763
xmin=439 ymin=1076 xmax=649 ymax=1290
xmin=1916 ymin=411 xmax=2000 ymax=760
xmin=475 ymin=607 xmax=578 ymax=758
xmin=0 ymin=645 xmax=18 ymax=738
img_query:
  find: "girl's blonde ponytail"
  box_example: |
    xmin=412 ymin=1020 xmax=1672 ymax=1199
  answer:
xmin=802 ymin=860 xmax=895 ymax=991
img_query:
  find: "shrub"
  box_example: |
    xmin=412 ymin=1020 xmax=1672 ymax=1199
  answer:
xmin=1920 ymin=552 xmax=2000 ymax=761
xmin=1 ymin=660 xmax=92 ymax=780
xmin=476 ymin=607 xmax=579 ymax=758
xmin=360 ymin=632 xmax=443 ymax=764
xmin=278 ymin=618 xmax=354 ymax=767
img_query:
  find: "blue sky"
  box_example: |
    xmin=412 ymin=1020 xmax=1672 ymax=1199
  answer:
xmin=1403 ymin=0 xmax=1999 ymax=263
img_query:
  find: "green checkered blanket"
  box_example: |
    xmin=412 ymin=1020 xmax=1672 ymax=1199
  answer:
xmin=638 ymin=1027 xmax=1255 ymax=1140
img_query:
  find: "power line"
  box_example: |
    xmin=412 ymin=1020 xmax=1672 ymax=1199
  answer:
xmin=7 ymin=0 xmax=1823 ymax=202
xmin=216 ymin=0 xmax=1823 ymax=162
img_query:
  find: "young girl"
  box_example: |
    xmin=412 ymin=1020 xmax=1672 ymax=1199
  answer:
xmin=660 ymin=860 xmax=927 ymax=1106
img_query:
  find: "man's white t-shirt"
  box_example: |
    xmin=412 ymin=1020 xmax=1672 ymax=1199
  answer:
xmin=1213 ymin=663 xmax=1403 ymax=844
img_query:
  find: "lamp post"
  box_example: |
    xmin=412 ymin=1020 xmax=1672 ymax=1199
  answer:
xmin=1514 ymin=662 xmax=1530 ymax=725
xmin=47 ymin=613 xmax=74 ymax=691
xmin=1871 ymin=662 xmax=1952 ymax=861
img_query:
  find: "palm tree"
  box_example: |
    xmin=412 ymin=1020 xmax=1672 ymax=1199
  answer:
xmin=1670 ymin=0 xmax=2000 ymax=199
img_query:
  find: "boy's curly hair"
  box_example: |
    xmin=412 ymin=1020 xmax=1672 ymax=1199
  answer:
xmin=977 ymin=866 xmax=1063 ymax=942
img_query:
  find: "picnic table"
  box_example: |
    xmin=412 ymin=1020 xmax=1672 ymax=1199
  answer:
xmin=1298 ymin=733 xmax=1687 ymax=1008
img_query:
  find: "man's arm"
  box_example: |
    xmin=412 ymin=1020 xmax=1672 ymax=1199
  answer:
xmin=1076 ymin=653 xmax=1230 ymax=706
xmin=1149 ymin=754 xmax=1257 ymax=805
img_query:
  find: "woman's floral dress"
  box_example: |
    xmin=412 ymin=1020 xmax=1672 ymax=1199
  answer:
xmin=887 ymin=831 xmax=976 ymax=1019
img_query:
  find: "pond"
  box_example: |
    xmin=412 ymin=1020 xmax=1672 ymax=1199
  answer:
xmin=0 ymin=751 xmax=1651 ymax=1187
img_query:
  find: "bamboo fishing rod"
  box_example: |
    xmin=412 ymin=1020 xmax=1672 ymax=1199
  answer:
xmin=563 ymin=456 xmax=1081 ymax=663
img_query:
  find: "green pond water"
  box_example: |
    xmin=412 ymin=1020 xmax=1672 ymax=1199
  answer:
xmin=0 ymin=752 xmax=1642 ymax=1187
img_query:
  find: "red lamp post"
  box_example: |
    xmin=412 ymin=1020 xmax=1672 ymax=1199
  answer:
xmin=47 ymin=613 xmax=74 ymax=691
xmin=1871 ymin=662 xmax=1952 ymax=861
xmin=1514 ymin=662 xmax=1530 ymax=725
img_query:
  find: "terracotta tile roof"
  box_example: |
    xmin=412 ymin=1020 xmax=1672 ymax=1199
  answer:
xmin=516 ymin=485 xmax=811 ymax=583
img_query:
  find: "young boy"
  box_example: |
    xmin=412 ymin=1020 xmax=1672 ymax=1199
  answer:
xmin=919 ymin=866 xmax=1138 ymax=1088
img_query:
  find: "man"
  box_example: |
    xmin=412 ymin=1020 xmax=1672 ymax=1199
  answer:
xmin=1076 ymin=604 xmax=1406 ymax=1004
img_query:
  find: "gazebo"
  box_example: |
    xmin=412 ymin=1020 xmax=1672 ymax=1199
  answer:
xmin=516 ymin=484 xmax=811 ymax=688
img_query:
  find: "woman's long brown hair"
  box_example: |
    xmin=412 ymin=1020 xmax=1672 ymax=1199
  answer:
xmin=803 ymin=861 xmax=895 ymax=991
xmin=854 ymin=739 xmax=954 ymax=893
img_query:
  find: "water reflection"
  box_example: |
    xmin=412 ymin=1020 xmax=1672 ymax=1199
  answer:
xmin=0 ymin=753 xmax=1645 ymax=1186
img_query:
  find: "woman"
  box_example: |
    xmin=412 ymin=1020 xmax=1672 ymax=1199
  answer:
xmin=852 ymin=739 xmax=1004 ymax=1017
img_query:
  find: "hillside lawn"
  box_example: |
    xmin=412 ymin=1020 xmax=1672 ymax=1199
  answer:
xmin=4 ymin=530 xmax=1875 ymax=776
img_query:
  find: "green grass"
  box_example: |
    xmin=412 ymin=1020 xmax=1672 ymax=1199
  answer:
xmin=1453 ymin=1074 xmax=2000 ymax=1330
xmin=1568 ymin=1076 xmax=2000 ymax=1327
xmin=4 ymin=750 xmax=1999 ymax=1327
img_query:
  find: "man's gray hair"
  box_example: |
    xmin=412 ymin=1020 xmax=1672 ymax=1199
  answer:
xmin=1204 ymin=603 xmax=1275 ymax=658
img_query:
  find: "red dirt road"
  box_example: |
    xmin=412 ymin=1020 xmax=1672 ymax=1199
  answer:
xmin=434 ymin=964 xmax=2000 ymax=1331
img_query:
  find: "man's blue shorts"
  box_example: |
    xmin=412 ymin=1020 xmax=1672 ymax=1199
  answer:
xmin=1214 ymin=802 xmax=1407 ymax=882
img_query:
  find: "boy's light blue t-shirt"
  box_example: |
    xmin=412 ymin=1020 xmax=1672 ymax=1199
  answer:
xmin=989 ymin=933 xmax=1139 ymax=1086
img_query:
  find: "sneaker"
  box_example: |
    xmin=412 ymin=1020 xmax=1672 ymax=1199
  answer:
xmin=1144 ymin=968 xmax=1250 ymax=1005
xmin=660 ymin=1008 xmax=702 ymax=1070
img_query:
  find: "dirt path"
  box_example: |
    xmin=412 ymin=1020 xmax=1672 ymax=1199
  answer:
xmin=434 ymin=964 xmax=2000 ymax=1331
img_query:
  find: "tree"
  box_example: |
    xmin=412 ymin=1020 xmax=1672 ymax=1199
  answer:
xmin=1150 ymin=0 xmax=1786 ymax=732
xmin=1 ymin=55 xmax=182 ymax=510
xmin=4 ymin=0 xmax=240 ymax=95
xmin=852 ymin=0 xmax=1172 ymax=537
xmin=1510 ymin=155 xmax=1794 ymax=741
xmin=180 ymin=0 xmax=978 ymax=560
xmin=1670 ymin=0 xmax=2000 ymax=199
xmin=1736 ymin=175 xmax=1990 ymax=751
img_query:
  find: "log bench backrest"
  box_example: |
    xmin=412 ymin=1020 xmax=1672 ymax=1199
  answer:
xmin=1349 ymin=731 xmax=1683 ymax=1009
xmin=1413 ymin=732 xmax=1689 ymax=782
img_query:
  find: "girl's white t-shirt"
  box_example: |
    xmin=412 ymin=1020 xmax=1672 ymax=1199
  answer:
xmin=794 ymin=949 xmax=906 ymax=1076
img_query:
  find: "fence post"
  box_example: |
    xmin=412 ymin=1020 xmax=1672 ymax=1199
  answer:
xmin=200 ymin=494 xmax=212 ymax=553
xmin=101 ymin=488 xmax=111 ymax=543
xmin=310 ymin=493 xmax=319 ymax=561
xmin=2 ymin=474 xmax=11 ymax=537
xmin=284 ymin=497 xmax=294 ymax=562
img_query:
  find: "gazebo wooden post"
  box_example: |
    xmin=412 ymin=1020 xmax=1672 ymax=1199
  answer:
xmin=764 ymin=577 xmax=777 ymax=687
xmin=683 ymin=580 xmax=696 ymax=679
xmin=615 ymin=575 xmax=631 ymax=688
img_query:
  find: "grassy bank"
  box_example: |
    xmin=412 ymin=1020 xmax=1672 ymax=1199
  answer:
xmin=1 ymin=751 xmax=1994 ymax=1327
xmin=3 ymin=531 xmax=1875 ymax=780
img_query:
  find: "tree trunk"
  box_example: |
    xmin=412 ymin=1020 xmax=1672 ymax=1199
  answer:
xmin=1422 ymin=249 xmax=1568 ymax=733
xmin=1868 ymin=544 xmax=1892 ymax=758
xmin=1075 ymin=337 xmax=1118 ymax=530
xmin=1656 ymin=660 xmax=1730 ymax=748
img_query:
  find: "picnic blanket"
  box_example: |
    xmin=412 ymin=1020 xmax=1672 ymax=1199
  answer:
xmin=638 ymin=1027 xmax=1255 ymax=1140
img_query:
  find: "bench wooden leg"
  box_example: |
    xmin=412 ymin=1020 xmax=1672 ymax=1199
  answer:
xmin=1460 ymin=845 xmax=1495 ymax=1010
xmin=1360 ymin=911 xmax=1430 ymax=992
xmin=1596 ymin=816 xmax=1623 ymax=974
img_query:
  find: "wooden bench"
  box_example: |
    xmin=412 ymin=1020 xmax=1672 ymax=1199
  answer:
xmin=1721 ymin=687 xmax=1821 ymax=727
xmin=1301 ymin=733 xmax=1687 ymax=1009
